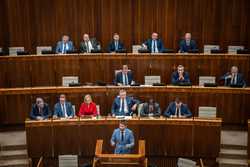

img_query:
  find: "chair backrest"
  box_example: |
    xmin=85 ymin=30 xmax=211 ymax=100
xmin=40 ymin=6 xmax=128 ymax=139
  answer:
xmin=72 ymin=105 xmax=76 ymax=116
xmin=132 ymin=45 xmax=142 ymax=53
xmin=177 ymin=158 xmax=196 ymax=167
xmin=228 ymin=45 xmax=244 ymax=54
xmin=198 ymin=106 xmax=217 ymax=118
xmin=58 ymin=155 xmax=78 ymax=167
xmin=9 ymin=47 xmax=24 ymax=55
xmin=36 ymin=46 xmax=52 ymax=55
xmin=137 ymin=103 xmax=144 ymax=117
xmin=62 ymin=76 xmax=79 ymax=87
xmin=198 ymin=76 xmax=216 ymax=86
xmin=203 ymin=45 xmax=220 ymax=54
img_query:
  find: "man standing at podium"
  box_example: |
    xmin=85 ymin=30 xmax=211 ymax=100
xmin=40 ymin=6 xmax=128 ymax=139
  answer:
xmin=110 ymin=120 xmax=135 ymax=154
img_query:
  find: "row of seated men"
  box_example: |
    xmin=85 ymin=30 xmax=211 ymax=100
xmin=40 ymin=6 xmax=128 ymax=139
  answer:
xmin=54 ymin=32 xmax=197 ymax=54
xmin=30 ymin=90 xmax=192 ymax=120
xmin=115 ymin=64 xmax=247 ymax=87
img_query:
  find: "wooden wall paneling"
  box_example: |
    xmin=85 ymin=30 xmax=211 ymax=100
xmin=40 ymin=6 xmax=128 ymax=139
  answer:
xmin=30 ymin=56 xmax=56 ymax=87
xmin=193 ymin=121 xmax=221 ymax=157
xmin=4 ymin=94 xmax=31 ymax=124
xmin=26 ymin=122 xmax=53 ymax=158
xmin=6 ymin=57 xmax=31 ymax=88
xmin=165 ymin=121 xmax=193 ymax=156
xmin=54 ymin=55 xmax=80 ymax=86
xmin=53 ymin=121 xmax=79 ymax=156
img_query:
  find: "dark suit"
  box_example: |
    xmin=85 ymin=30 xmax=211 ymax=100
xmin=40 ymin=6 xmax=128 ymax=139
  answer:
xmin=220 ymin=72 xmax=246 ymax=87
xmin=107 ymin=40 xmax=125 ymax=52
xmin=79 ymin=38 xmax=100 ymax=53
xmin=30 ymin=103 xmax=51 ymax=120
xmin=171 ymin=71 xmax=191 ymax=85
xmin=140 ymin=102 xmax=161 ymax=117
xmin=55 ymin=41 xmax=74 ymax=54
xmin=115 ymin=71 xmax=133 ymax=85
xmin=163 ymin=102 xmax=192 ymax=118
xmin=53 ymin=102 xmax=74 ymax=118
xmin=111 ymin=96 xmax=138 ymax=116
xmin=179 ymin=39 xmax=197 ymax=53
xmin=143 ymin=39 xmax=164 ymax=53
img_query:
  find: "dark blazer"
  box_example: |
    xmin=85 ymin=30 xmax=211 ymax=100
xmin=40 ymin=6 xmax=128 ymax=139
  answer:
xmin=115 ymin=71 xmax=133 ymax=85
xmin=30 ymin=103 xmax=51 ymax=120
xmin=220 ymin=72 xmax=246 ymax=87
xmin=171 ymin=71 xmax=191 ymax=85
xmin=140 ymin=102 xmax=161 ymax=117
xmin=107 ymin=40 xmax=125 ymax=52
xmin=79 ymin=38 xmax=100 ymax=53
xmin=179 ymin=39 xmax=197 ymax=53
xmin=55 ymin=41 xmax=74 ymax=54
xmin=111 ymin=96 xmax=138 ymax=116
xmin=53 ymin=102 xmax=74 ymax=118
xmin=163 ymin=102 xmax=192 ymax=118
xmin=143 ymin=39 xmax=164 ymax=53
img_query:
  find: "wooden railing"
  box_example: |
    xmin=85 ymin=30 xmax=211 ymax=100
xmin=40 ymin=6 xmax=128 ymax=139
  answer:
xmin=93 ymin=139 xmax=147 ymax=167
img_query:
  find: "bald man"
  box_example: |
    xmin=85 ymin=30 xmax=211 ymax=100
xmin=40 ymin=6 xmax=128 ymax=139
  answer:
xmin=179 ymin=33 xmax=197 ymax=53
xmin=79 ymin=33 xmax=101 ymax=53
xmin=220 ymin=66 xmax=246 ymax=87
xmin=142 ymin=32 xmax=165 ymax=53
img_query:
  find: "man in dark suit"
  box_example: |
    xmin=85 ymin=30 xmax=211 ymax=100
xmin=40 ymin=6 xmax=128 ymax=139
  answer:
xmin=163 ymin=98 xmax=192 ymax=118
xmin=179 ymin=33 xmax=197 ymax=53
xmin=140 ymin=98 xmax=161 ymax=117
xmin=53 ymin=94 xmax=74 ymax=119
xmin=142 ymin=32 xmax=164 ymax=53
xmin=111 ymin=89 xmax=138 ymax=116
xmin=115 ymin=65 xmax=134 ymax=86
xmin=55 ymin=35 xmax=75 ymax=54
xmin=171 ymin=65 xmax=191 ymax=85
xmin=30 ymin=97 xmax=51 ymax=120
xmin=220 ymin=66 xmax=246 ymax=87
xmin=79 ymin=33 xmax=101 ymax=53
xmin=107 ymin=33 xmax=125 ymax=53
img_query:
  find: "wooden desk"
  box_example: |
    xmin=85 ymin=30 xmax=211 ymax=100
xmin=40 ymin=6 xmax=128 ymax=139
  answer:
xmin=0 ymin=53 xmax=249 ymax=88
xmin=1 ymin=86 xmax=249 ymax=125
xmin=25 ymin=118 xmax=221 ymax=159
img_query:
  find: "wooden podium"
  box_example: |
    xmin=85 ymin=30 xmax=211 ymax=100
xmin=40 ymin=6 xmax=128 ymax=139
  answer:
xmin=92 ymin=140 xmax=147 ymax=167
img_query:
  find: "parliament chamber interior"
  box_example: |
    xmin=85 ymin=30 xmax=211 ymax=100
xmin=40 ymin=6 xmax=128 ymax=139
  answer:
xmin=0 ymin=0 xmax=250 ymax=167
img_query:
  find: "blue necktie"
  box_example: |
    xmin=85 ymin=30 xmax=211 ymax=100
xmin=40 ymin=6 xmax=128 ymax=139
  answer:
xmin=153 ymin=40 xmax=156 ymax=53
xmin=125 ymin=74 xmax=128 ymax=85
xmin=121 ymin=99 xmax=124 ymax=113
xmin=115 ymin=41 xmax=118 ymax=51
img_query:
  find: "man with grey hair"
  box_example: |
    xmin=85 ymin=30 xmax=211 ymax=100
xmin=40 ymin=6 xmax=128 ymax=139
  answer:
xmin=179 ymin=33 xmax=197 ymax=53
xmin=55 ymin=35 xmax=74 ymax=54
xmin=30 ymin=97 xmax=51 ymax=120
xmin=220 ymin=66 xmax=246 ymax=87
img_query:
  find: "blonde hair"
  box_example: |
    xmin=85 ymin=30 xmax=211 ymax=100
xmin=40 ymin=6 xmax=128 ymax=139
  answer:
xmin=84 ymin=94 xmax=92 ymax=103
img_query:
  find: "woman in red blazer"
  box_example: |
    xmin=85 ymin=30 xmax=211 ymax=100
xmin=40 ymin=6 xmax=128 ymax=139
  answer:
xmin=78 ymin=94 xmax=97 ymax=117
